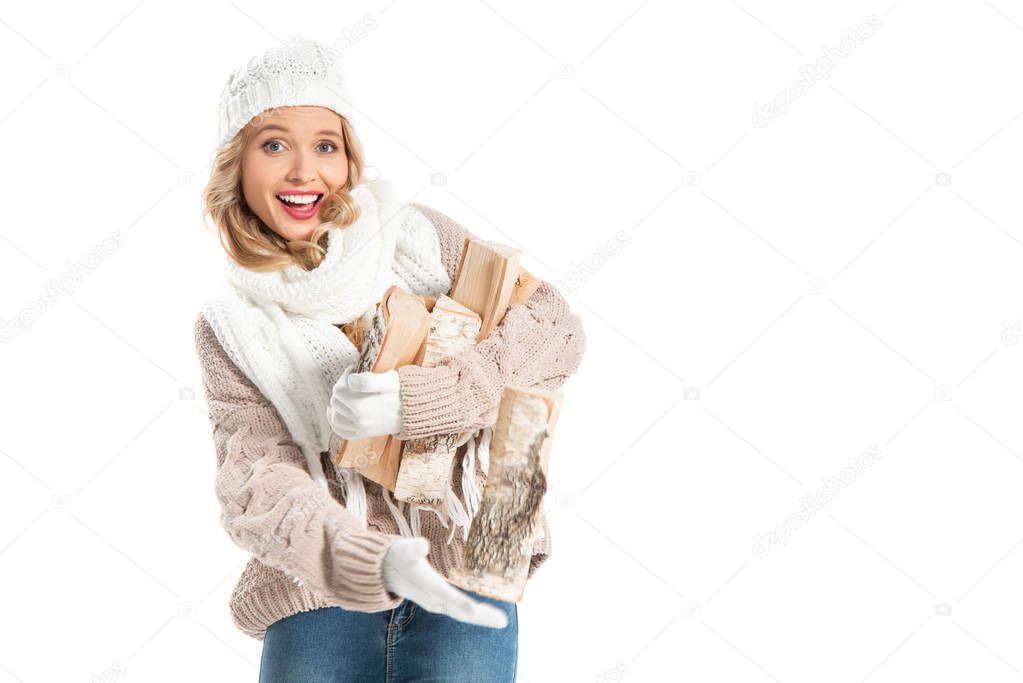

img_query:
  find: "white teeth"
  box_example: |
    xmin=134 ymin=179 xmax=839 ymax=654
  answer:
xmin=277 ymin=193 xmax=320 ymax=205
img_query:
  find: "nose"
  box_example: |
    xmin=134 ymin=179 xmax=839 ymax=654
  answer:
xmin=286 ymin=148 xmax=316 ymax=184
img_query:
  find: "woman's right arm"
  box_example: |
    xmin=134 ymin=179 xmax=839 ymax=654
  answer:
xmin=194 ymin=314 xmax=404 ymax=612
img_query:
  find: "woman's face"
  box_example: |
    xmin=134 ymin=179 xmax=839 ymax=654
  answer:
xmin=240 ymin=106 xmax=349 ymax=242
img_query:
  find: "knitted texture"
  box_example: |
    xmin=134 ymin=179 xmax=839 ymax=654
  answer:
xmin=201 ymin=178 xmax=453 ymax=530
xmin=195 ymin=204 xmax=586 ymax=640
xmin=396 ymin=203 xmax=587 ymax=440
xmin=217 ymin=36 xmax=353 ymax=147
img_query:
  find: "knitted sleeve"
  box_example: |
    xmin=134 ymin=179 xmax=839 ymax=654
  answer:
xmin=394 ymin=203 xmax=587 ymax=439
xmin=194 ymin=313 xmax=404 ymax=612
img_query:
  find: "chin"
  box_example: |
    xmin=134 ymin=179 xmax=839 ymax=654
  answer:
xmin=266 ymin=210 xmax=321 ymax=242
xmin=278 ymin=226 xmax=316 ymax=242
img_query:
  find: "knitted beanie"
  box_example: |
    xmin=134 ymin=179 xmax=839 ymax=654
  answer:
xmin=217 ymin=36 xmax=354 ymax=148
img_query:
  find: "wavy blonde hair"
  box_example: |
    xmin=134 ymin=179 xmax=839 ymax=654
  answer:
xmin=202 ymin=108 xmax=371 ymax=345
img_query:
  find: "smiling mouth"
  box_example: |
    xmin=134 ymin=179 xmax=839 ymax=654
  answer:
xmin=275 ymin=193 xmax=324 ymax=218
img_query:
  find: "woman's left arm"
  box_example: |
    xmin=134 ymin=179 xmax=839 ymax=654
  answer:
xmin=394 ymin=203 xmax=587 ymax=440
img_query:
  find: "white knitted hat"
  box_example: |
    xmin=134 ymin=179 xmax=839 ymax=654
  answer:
xmin=217 ymin=36 xmax=354 ymax=148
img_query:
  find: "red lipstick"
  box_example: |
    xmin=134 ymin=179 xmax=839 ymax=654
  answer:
xmin=275 ymin=191 xmax=324 ymax=221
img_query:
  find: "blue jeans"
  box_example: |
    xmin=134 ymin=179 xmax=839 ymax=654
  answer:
xmin=258 ymin=589 xmax=518 ymax=682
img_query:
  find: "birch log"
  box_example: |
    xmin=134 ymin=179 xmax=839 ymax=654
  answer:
xmin=389 ymin=241 xmax=532 ymax=505
xmin=447 ymin=385 xmax=563 ymax=602
xmin=394 ymin=296 xmax=482 ymax=504
xmin=329 ymin=285 xmax=431 ymax=491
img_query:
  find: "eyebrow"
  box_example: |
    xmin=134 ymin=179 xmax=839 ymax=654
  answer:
xmin=255 ymin=124 xmax=342 ymax=139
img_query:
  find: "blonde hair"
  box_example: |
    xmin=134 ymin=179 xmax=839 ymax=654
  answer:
xmin=202 ymin=108 xmax=372 ymax=344
xmin=201 ymin=108 xmax=366 ymax=273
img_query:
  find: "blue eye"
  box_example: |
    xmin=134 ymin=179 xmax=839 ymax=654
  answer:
xmin=262 ymin=139 xmax=337 ymax=153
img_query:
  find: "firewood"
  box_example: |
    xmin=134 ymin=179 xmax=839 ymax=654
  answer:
xmin=394 ymin=296 xmax=482 ymax=504
xmin=391 ymin=243 xmax=539 ymax=505
xmin=508 ymin=265 xmax=541 ymax=306
xmin=331 ymin=239 xmax=541 ymax=499
xmin=446 ymin=385 xmax=563 ymax=602
xmin=329 ymin=285 xmax=431 ymax=491
xmin=450 ymin=238 xmax=522 ymax=342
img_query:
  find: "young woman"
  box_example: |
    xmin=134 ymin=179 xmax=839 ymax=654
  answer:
xmin=196 ymin=36 xmax=586 ymax=681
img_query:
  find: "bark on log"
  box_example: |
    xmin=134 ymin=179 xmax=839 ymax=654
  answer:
xmin=394 ymin=295 xmax=482 ymax=504
xmin=447 ymin=385 xmax=563 ymax=602
xmin=329 ymin=285 xmax=431 ymax=491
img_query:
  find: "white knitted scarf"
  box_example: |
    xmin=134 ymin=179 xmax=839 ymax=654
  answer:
xmin=201 ymin=177 xmax=488 ymax=544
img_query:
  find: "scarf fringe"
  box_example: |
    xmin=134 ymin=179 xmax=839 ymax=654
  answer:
xmin=330 ymin=426 xmax=492 ymax=544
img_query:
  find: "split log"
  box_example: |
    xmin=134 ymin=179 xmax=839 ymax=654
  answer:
xmin=412 ymin=295 xmax=482 ymax=369
xmin=450 ymin=239 xmax=522 ymax=342
xmin=446 ymin=385 xmax=563 ymax=602
xmin=394 ymin=296 xmax=482 ymax=504
xmin=328 ymin=285 xmax=431 ymax=491
xmin=507 ymin=265 xmax=541 ymax=307
xmin=331 ymin=238 xmax=541 ymax=498
xmin=389 ymin=238 xmax=534 ymax=505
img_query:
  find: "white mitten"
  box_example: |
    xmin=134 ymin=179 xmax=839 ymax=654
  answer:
xmin=327 ymin=367 xmax=403 ymax=440
xmin=381 ymin=537 xmax=509 ymax=629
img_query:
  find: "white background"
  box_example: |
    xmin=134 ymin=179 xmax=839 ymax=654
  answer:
xmin=1 ymin=1 xmax=1022 ymax=681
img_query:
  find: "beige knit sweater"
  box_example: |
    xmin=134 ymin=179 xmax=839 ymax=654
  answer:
xmin=195 ymin=203 xmax=587 ymax=640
